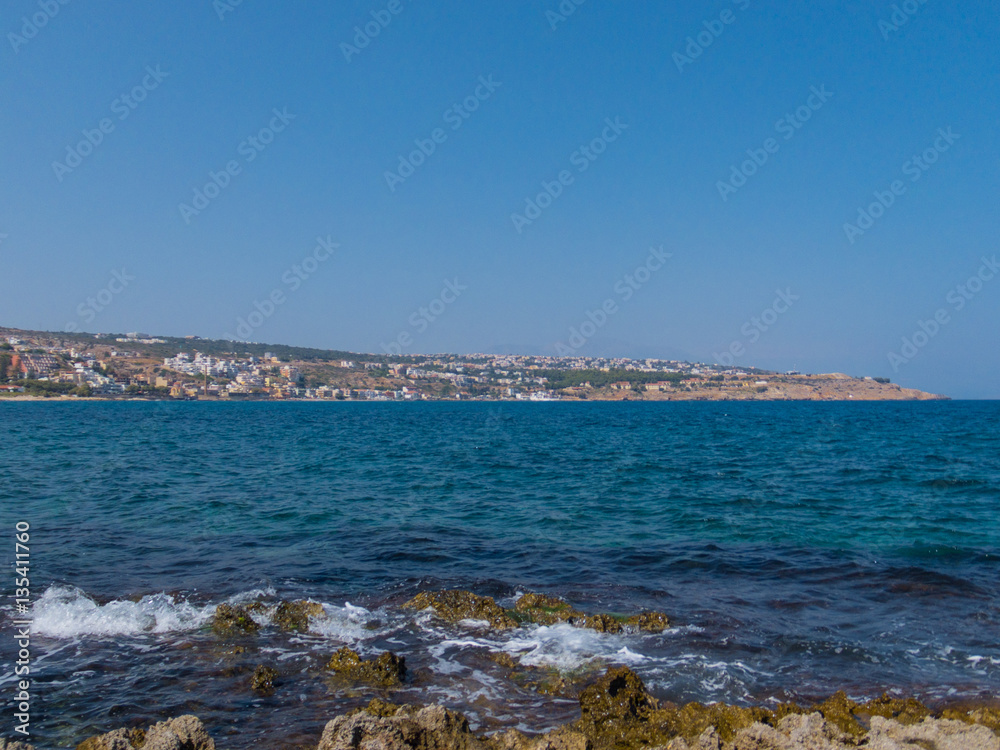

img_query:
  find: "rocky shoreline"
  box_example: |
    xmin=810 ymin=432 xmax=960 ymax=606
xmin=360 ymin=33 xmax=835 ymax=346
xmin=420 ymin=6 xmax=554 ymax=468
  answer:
xmin=8 ymin=589 xmax=999 ymax=750
xmin=5 ymin=665 xmax=997 ymax=750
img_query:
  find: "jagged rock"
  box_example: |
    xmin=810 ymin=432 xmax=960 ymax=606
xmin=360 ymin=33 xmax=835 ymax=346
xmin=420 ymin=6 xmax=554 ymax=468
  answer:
xmin=581 ymin=614 xmax=624 ymax=634
xmin=727 ymin=712 xmax=850 ymax=749
xmin=274 ymin=600 xmax=326 ymax=632
xmin=1 ymin=740 xmax=37 ymax=750
xmin=513 ymin=593 xmax=585 ymax=625
xmin=663 ymin=726 xmax=721 ymax=750
xmin=578 ymin=666 xmax=659 ymax=725
xmin=77 ymin=716 xmax=213 ymax=750
xmin=365 ymin=698 xmax=404 ymax=718
xmin=251 ymin=664 xmax=277 ymax=694
xmin=940 ymin=705 xmax=1000 ymax=734
xmin=808 ymin=691 xmax=931 ymax=737
xmin=317 ymin=704 xmax=485 ymax=750
xmin=664 ymin=702 xmax=774 ymax=746
xmin=865 ymin=715 xmax=1000 ymax=750
xmin=404 ymin=590 xmax=518 ymax=630
xmin=327 ymin=646 xmax=406 ymax=687
xmin=575 ymin=667 xmax=773 ymax=748
xmin=491 ymin=727 xmax=591 ymax=750
xmin=211 ymin=603 xmax=258 ymax=635
xmin=575 ymin=666 xmax=667 ymax=750
xmin=623 ymin=611 xmax=670 ymax=633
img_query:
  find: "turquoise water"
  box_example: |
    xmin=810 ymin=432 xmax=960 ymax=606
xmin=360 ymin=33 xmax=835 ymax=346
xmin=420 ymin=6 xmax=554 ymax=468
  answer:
xmin=1 ymin=401 xmax=999 ymax=747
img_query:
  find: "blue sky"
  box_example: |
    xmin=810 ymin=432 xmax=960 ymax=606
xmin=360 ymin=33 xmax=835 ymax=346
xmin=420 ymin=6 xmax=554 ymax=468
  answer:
xmin=1 ymin=1 xmax=998 ymax=397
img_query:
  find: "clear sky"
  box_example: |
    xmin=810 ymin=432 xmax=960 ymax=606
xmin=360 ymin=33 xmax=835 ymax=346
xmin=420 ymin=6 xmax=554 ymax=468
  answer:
xmin=2 ymin=1 xmax=998 ymax=398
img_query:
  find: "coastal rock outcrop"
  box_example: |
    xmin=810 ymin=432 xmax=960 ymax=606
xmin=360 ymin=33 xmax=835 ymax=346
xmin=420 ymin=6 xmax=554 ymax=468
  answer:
xmin=404 ymin=590 xmax=519 ymax=630
xmin=0 ymin=740 xmax=36 ymax=750
xmin=211 ymin=603 xmax=259 ymax=635
xmin=407 ymin=590 xmax=670 ymax=635
xmin=865 ymin=715 xmax=1000 ymax=750
xmin=273 ymin=600 xmax=327 ymax=632
xmin=317 ymin=703 xmax=485 ymax=750
xmin=490 ymin=726 xmax=591 ymax=750
xmin=327 ymin=647 xmax=407 ymax=687
xmin=77 ymin=715 xmax=214 ymax=750
xmin=512 ymin=593 xmax=586 ymax=625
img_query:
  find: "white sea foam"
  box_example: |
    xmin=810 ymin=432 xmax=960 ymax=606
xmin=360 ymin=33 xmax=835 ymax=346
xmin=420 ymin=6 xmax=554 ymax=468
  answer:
xmin=32 ymin=586 xmax=212 ymax=637
xmin=306 ymin=602 xmax=384 ymax=642
xmin=501 ymin=622 xmax=629 ymax=670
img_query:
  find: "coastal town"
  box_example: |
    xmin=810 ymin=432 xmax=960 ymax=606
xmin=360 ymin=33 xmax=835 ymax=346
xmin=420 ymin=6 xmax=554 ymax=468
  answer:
xmin=0 ymin=326 xmax=945 ymax=401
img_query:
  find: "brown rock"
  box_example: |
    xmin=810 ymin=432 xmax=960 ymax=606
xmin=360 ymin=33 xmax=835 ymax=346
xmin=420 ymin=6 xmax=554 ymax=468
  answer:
xmin=866 ymin=715 xmax=1000 ymax=750
xmin=274 ymin=600 xmax=326 ymax=632
xmin=580 ymin=614 xmax=624 ymax=634
xmin=317 ymin=704 xmax=486 ymax=750
xmin=76 ymin=716 xmax=213 ymax=750
xmin=512 ymin=593 xmax=585 ymax=625
xmin=327 ymin=646 xmax=406 ymax=687
xmin=623 ymin=611 xmax=670 ymax=633
xmin=404 ymin=590 xmax=518 ymax=630
xmin=211 ymin=603 xmax=258 ymax=635
xmin=250 ymin=664 xmax=277 ymax=695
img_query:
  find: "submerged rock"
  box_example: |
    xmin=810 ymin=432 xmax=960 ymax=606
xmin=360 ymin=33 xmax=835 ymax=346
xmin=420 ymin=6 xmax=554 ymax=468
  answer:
xmin=404 ymin=590 xmax=518 ymax=630
xmin=250 ymin=664 xmax=278 ymax=695
xmin=327 ymin=646 xmax=406 ymax=687
xmin=77 ymin=715 xmax=214 ymax=750
xmin=211 ymin=603 xmax=258 ymax=635
xmin=317 ymin=703 xmax=484 ymax=750
xmin=274 ymin=600 xmax=326 ymax=632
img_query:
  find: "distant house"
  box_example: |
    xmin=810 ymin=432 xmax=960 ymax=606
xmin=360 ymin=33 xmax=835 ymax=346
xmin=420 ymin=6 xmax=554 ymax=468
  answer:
xmin=13 ymin=353 xmax=61 ymax=378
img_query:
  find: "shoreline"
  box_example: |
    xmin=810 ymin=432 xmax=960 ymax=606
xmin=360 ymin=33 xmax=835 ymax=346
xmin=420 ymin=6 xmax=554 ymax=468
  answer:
xmin=24 ymin=671 xmax=1000 ymax=750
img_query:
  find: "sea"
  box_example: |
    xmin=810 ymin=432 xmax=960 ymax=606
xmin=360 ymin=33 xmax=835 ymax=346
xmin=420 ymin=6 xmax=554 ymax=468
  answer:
xmin=1 ymin=400 xmax=998 ymax=748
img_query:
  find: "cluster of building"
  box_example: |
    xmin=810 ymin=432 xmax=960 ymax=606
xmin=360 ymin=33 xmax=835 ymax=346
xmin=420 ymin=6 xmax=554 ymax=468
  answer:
xmin=2 ymin=332 xmax=784 ymax=401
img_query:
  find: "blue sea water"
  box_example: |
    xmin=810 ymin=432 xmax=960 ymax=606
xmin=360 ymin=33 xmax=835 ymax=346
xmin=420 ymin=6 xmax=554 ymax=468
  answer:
xmin=1 ymin=401 xmax=999 ymax=747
